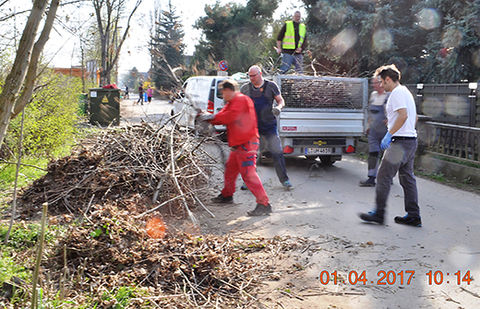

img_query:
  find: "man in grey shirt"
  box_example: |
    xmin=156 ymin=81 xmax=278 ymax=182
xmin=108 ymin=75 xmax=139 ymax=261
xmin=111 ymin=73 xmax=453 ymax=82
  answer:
xmin=240 ymin=65 xmax=292 ymax=189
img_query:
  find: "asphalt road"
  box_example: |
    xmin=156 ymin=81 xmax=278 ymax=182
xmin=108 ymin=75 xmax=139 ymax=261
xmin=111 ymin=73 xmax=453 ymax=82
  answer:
xmin=122 ymin=98 xmax=480 ymax=309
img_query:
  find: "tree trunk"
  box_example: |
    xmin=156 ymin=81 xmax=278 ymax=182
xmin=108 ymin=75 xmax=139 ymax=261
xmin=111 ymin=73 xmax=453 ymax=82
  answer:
xmin=0 ymin=0 xmax=48 ymax=148
xmin=80 ymin=41 xmax=86 ymax=93
xmin=12 ymin=0 xmax=60 ymax=119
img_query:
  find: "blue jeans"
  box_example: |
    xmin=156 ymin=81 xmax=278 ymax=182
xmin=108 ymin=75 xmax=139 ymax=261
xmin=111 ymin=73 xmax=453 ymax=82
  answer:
xmin=280 ymin=53 xmax=303 ymax=74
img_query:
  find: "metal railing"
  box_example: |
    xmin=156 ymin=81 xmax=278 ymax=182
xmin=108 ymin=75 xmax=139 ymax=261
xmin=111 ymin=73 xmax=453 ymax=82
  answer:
xmin=423 ymin=121 xmax=480 ymax=162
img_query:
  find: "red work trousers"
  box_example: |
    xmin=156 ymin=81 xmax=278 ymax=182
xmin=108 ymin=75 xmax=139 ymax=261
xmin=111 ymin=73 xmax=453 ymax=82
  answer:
xmin=221 ymin=138 xmax=269 ymax=206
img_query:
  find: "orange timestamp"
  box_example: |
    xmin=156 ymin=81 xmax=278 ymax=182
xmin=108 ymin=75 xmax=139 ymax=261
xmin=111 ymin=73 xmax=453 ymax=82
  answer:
xmin=426 ymin=270 xmax=473 ymax=285
xmin=319 ymin=270 xmax=417 ymax=285
xmin=319 ymin=270 xmax=473 ymax=286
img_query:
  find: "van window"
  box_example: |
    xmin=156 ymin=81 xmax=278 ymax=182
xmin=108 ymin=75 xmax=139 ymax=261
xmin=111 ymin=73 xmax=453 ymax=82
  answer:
xmin=216 ymin=80 xmax=223 ymax=99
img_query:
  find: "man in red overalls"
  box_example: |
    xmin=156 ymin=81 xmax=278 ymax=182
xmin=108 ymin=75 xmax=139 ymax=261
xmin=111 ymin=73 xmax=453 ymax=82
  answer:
xmin=198 ymin=79 xmax=272 ymax=216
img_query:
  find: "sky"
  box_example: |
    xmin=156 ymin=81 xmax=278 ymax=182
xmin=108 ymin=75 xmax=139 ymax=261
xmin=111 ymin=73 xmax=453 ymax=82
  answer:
xmin=25 ymin=0 xmax=305 ymax=74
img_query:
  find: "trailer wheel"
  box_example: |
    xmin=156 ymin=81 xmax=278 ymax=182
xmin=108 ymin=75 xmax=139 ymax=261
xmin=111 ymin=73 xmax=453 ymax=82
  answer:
xmin=320 ymin=156 xmax=336 ymax=166
xmin=257 ymin=153 xmax=263 ymax=165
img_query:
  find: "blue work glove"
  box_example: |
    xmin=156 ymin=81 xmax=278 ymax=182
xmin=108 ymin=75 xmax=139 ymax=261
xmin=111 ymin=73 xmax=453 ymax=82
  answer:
xmin=381 ymin=132 xmax=393 ymax=150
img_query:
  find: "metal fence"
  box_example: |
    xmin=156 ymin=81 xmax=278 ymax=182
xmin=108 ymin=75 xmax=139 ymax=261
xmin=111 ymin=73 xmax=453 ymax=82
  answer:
xmin=406 ymin=83 xmax=479 ymax=127
xmin=277 ymin=75 xmax=367 ymax=110
xmin=423 ymin=121 xmax=480 ymax=162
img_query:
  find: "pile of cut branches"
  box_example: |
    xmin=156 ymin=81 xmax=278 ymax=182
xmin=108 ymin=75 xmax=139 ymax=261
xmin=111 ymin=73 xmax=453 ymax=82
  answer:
xmin=2 ymin=122 xmax=313 ymax=308
xmin=19 ymin=122 xmax=216 ymax=221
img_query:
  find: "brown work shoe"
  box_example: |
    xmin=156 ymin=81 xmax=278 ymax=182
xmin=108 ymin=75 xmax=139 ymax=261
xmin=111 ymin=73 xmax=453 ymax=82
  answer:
xmin=211 ymin=193 xmax=233 ymax=204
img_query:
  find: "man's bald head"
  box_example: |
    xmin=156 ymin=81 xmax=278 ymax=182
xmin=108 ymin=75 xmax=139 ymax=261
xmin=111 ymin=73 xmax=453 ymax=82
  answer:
xmin=248 ymin=65 xmax=263 ymax=86
xmin=248 ymin=65 xmax=261 ymax=75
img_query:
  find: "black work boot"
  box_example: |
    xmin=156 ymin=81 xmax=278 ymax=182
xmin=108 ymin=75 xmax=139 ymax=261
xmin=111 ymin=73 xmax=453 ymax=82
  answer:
xmin=359 ymin=177 xmax=376 ymax=187
xmin=211 ymin=193 xmax=233 ymax=204
xmin=394 ymin=214 xmax=422 ymax=227
xmin=359 ymin=210 xmax=384 ymax=224
xmin=247 ymin=204 xmax=272 ymax=216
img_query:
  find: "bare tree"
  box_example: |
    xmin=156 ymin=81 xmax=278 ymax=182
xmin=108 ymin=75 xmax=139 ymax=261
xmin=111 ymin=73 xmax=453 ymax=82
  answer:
xmin=12 ymin=0 xmax=60 ymax=118
xmin=0 ymin=0 xmax=59 ymax=149
xmin=92 ymin=0 xmax=142 ymax=86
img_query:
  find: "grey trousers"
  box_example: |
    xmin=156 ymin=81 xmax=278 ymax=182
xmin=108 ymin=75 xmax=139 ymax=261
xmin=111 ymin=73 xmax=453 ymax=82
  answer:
xmin=260 ymin=133 xmax=289 ymax=183
xmin=375 ymin=139 xmax=420 ymax=217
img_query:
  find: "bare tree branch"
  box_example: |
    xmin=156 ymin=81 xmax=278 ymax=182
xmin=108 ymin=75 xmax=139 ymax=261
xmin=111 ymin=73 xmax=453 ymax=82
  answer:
xmin=0 ymin=0 xmax=87 ymax=22
xmin=0 ymin=0 xmax=49 ymax=148
xmin=94 ymin=0 xmax=142 ymax=85
xmin=108 ymin=0 xmax=142 ymax=73
xmin=0 ymin=0 xmax=11 ymax=9
xmin=12 ymin=0 xmax=60 ymax=119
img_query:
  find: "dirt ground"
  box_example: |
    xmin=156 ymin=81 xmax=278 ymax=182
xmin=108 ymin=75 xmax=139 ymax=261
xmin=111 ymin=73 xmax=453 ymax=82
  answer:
xmin=122 ymin=98 xmax=480 ymax=309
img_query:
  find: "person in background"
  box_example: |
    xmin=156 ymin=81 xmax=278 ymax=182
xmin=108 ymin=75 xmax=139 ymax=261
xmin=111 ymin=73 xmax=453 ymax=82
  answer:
xmin=359 ymin=64 xmax=421 ymax=227
xmin=198 ymin=79 xmax=272 ymax=216
xmin=147 ymin=86 xmax=153 ymax=103
xmin=240 ymin=65 xmax=292 ymax=190
xmin=276 ymin=10 xmax=308 ymax=74
xmin=359 ymin=77 xmax=389 ymax=187
xmin=137 ymin=85 xmax=144 ymax=105
xmin=125 ymin=85 xmax=129 ymax=99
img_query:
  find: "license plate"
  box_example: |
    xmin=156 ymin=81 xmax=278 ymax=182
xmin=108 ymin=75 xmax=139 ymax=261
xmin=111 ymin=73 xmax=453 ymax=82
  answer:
xmin=305 ymin=147 xmax=332 ymax=155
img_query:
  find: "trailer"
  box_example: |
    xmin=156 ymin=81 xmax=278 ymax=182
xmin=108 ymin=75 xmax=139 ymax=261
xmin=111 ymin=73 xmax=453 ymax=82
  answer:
xmin=273 ymin=75 xmax=368 ymax=165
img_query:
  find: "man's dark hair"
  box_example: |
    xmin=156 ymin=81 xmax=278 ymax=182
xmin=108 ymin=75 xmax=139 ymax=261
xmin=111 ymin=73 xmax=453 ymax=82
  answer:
xmin=374 ymin=64 xmax=401 ymax=82
xmin=220 ymin=79 xmax=238 ymax=91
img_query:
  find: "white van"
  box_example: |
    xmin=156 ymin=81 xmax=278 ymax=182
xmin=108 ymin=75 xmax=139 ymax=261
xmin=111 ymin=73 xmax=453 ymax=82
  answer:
xmin=171 ymin=76 xmax=228 ymax=131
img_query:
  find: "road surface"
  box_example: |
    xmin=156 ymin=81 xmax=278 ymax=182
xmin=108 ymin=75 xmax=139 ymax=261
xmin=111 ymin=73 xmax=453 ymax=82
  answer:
xmin=123 ymin=98 xmax=480 ymax=309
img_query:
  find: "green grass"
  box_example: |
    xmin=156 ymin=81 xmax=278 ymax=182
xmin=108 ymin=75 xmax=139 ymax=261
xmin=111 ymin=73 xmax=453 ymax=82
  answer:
xmin=0 ymin=221 xmax=69 ymax=306
xmin=0 ymin=222 xmax=51 ymax=249
xmin=0 ymin=248 xmax=30 ymax=284
xmin=102 ymin=286 xmax=138 ymax=309
xmin=0 ymin=156 xmax=49 ymax=192
xmin=0 ymin=126 xmax=96 ymax=197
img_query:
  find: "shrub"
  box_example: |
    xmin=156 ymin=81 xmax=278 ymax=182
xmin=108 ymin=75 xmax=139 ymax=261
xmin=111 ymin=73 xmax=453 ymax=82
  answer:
xmin=3 ymin=69 xmax=84 ymax=158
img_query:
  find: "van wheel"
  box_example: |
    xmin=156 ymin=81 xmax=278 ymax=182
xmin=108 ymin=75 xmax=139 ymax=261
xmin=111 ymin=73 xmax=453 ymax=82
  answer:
xmin=320 ymin=156 xmax=335 ymax=166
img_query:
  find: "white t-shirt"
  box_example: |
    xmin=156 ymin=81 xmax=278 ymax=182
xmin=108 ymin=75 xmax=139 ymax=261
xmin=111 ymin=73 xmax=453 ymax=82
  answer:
xmin=386 ymin=85 xmax=417 ymax=137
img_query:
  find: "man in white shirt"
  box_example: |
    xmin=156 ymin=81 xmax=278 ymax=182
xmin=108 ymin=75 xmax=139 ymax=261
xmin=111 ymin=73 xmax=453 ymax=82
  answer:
xmin=359 ymin=64 xmax=421 ymax=227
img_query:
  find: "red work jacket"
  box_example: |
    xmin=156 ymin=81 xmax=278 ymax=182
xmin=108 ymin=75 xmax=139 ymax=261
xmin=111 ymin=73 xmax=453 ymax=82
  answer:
xmin=210 ymin=92 xmax=259 ymax=147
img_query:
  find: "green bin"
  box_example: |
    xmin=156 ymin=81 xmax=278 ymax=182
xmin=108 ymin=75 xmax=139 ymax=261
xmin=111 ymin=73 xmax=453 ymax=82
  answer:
xmin=88 ymin=88 xmax=120 ymax=126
